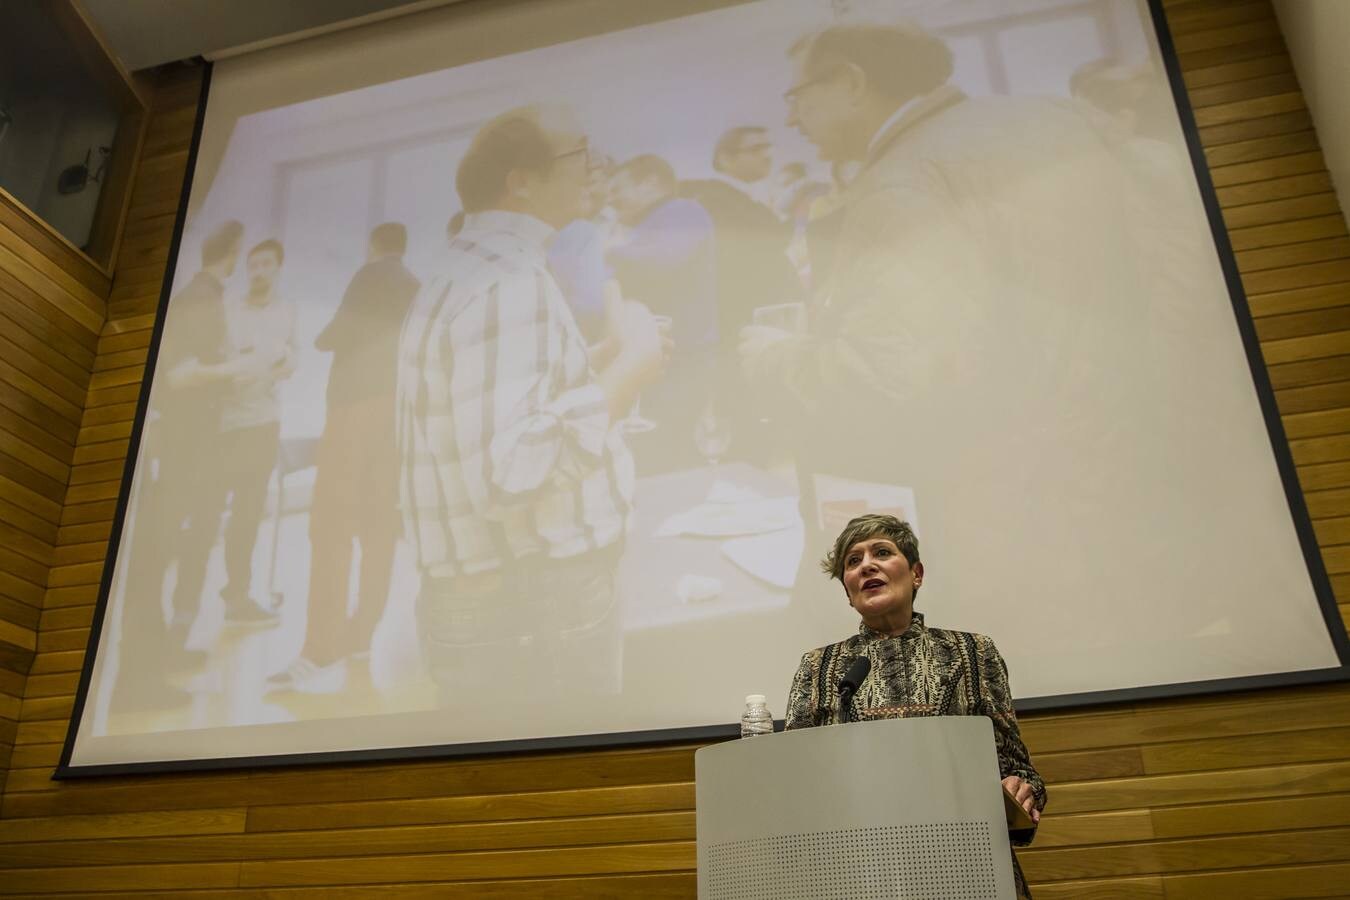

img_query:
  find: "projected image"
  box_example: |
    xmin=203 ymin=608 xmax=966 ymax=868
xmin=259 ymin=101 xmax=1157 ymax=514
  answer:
xmin=68 ymin=0 xmax=1343 ymax=767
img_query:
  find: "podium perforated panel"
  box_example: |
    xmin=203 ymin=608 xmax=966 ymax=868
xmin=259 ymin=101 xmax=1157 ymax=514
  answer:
xmin=696 ymin=720 xmax=1017 ymax=898
xmin=705 ymin=821 xmax=998 ymax=899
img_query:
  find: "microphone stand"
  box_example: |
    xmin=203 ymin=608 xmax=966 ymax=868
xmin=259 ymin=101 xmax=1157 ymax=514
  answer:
xmin=837 ymin=656 xmax=870 ymax=725
xmin=838 ymin=686 xmax=856 ymax=724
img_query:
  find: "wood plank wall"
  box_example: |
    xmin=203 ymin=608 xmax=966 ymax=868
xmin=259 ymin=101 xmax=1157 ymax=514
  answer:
xmin=1 ymin=1 xmax=1349 ymax=895
xmin=0 ymin=160 xmax=110 ymax=800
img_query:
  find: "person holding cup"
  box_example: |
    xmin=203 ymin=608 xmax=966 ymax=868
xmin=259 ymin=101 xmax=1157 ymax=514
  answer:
xmin=607 ymin=154 xmax=718 ymax=473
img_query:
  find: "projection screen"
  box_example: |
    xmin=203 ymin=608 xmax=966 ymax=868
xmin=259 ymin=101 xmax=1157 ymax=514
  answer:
xmin=63 ymin=0 xmax=1350 ymax=772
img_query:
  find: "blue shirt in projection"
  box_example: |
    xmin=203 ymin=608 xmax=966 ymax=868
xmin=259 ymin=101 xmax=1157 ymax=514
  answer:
xmin=548 ymin=218 xmax=611 ymax=345
xmin=607 ymin=197 xmax=718 ymax=351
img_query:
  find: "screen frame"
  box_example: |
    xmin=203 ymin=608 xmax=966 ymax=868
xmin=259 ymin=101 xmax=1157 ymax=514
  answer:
xmin=56 ymin=0 xmax=1350 ymax=779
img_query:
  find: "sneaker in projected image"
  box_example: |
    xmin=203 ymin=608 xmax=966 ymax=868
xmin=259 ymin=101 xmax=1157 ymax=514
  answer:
xmin=266 ymin=657 xmax=348 ymax=694
xmin=223 ymin=592 xmax=283 ymax=627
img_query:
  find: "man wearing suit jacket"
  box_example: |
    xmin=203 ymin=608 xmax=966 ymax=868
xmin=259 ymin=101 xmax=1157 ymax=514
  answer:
xmin=739 ymin=23 xmax=1171 ymax=657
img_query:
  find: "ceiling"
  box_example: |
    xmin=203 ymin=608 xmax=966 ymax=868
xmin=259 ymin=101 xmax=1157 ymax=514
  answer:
xmin=79 ymin=0 xmax=453 ymax=72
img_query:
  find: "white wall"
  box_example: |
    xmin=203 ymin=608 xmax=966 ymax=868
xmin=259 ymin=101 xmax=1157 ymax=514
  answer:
xmin=1274 ymin=0 xmax=1350 ymax=221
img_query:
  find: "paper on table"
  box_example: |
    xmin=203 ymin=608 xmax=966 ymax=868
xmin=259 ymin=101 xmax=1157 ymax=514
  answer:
xmin=720 ymin=521 xmax=805 ymax=589
xmin=812 ymin=474 xmax=918 ymax=535
xmin=705 ymin=480 xmax=761 ymax=504
xmin=654 ymin=484 xmax=799 ymax=538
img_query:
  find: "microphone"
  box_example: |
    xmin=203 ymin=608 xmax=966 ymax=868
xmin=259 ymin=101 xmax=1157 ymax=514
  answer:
xmin=837 ymin=655 xmax=871 ymax=724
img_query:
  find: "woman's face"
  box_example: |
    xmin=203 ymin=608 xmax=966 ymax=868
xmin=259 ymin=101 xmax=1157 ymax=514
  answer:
xmin=842 ymin=536 xmax=923 ymax=631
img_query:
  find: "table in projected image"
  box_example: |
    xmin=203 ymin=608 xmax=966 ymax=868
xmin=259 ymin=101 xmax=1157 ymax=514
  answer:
xmin=619 ymin=461 xmax=802 ymax=632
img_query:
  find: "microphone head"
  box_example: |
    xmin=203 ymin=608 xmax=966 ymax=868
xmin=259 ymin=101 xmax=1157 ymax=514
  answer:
xmin=838 ymin=655 xmax=871 ymax=693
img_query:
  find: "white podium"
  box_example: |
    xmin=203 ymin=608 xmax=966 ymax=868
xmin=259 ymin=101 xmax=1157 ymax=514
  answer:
xmin=695 ymin=717 xmax=1016 ymax=899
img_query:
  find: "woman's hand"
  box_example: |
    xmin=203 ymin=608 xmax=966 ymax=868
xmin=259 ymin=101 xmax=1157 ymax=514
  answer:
xmin=1002 ymin=775 xmax=1040 ymax=824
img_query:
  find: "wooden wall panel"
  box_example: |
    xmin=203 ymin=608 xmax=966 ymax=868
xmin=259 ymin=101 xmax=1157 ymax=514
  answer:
xmin=0 ymin=119 xmax=110 ymax=807
xmin=1 ymin=3 xmax=1349 ymax=896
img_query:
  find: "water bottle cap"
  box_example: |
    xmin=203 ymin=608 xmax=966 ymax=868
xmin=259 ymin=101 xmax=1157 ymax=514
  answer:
xmin=745 ymin=694 xmax=766 ymax=706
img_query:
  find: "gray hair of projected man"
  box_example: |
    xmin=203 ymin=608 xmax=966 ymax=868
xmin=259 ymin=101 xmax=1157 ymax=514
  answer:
xmin=453 ymin=105 xmax=590 ymax=220
xmin=789 ymin=22 xmax=953 ymax=102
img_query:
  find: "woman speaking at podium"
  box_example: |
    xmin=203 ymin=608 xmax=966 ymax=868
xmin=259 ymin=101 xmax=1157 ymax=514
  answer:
xmin=785 ymin=513 xmax=1046 ymax=899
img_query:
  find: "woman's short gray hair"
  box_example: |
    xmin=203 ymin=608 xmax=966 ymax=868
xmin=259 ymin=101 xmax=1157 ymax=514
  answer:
xmin=821 ymin=513 xmax=920 ymax=582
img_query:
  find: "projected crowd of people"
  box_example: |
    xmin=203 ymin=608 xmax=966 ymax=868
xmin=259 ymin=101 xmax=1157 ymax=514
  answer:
xmin=107 ymin=19 xmax=1194 ymax=730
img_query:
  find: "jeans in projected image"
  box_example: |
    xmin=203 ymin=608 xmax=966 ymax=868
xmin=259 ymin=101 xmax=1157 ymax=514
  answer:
xmin=417 ymin=544 xmax=623 ymax=701
xmin=217 ymin=421 xmax=282 ymax=609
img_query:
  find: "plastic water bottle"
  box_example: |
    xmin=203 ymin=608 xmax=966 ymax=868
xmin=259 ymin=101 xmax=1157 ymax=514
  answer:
xmin=740 ymin=694 xmax=774 ymax=738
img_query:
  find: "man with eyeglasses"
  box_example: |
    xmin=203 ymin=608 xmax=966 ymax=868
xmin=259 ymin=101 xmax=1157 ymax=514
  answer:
xmin=397 ymin=106 xmax=667 ymax=703
xmin=739 ymin=25 xmax=1150 ymax=898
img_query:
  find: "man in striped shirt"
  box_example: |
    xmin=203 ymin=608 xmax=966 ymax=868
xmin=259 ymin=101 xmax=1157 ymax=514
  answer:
xmin=397 ymin=106 xmax=666 ymax=700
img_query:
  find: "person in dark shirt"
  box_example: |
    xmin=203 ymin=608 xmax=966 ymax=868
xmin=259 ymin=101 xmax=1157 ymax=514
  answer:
xmin=681 ymin=126 xmax=802 ymax=338
xmin=272 ymin=223 xmax=421 ymax=690
xmin=682 ymin=128 xmax=805 ymax=465
xmin=113 ymin=220 xmax=243 ymax=713
xmin=607 ymin=154 xmax=717 ymax=472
